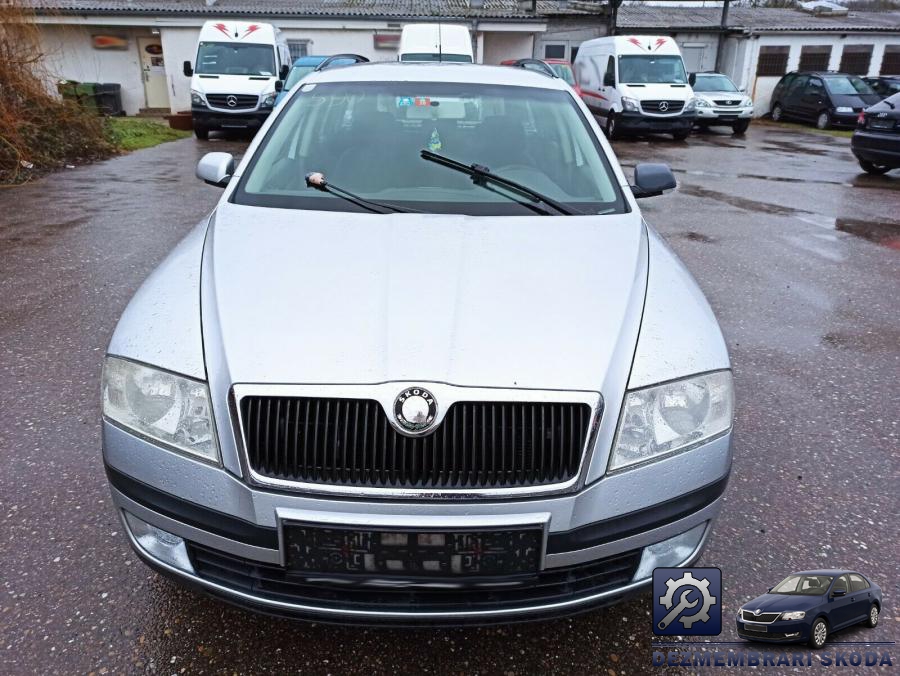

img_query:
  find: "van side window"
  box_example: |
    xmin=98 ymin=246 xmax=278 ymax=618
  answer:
xmin=604 ymin=57 xmax=616 ymax=87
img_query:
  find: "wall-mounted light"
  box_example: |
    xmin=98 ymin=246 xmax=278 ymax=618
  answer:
xmin=151 ymin=28 xmax=160 ymax=35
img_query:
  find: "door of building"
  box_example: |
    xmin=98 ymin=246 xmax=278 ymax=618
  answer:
xmin=138 ymin=37 xmax=170 ymax=109
xmin=681 ymin=45 xmax=706 ymax=74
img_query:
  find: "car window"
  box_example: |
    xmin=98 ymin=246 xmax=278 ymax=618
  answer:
xmin=824 ymin=76 xmax=876 ymax=96
xmin=235 ymin=81 xmax=626 ymax=216
xmin=284 ymin=65 xmax=317 ymax=91
xmin=834 ymin=575 xmax=850 ymax=592
xmin=692 ymin=75 xmax=739 ymax=92
xmin=618 ymin=55 xmax=687 ymax=84
xmin=785 ymin=75 xmax=809 ymax=98
xmin=805 ymin=78 xmax=825 ymax=98
xmin=848 ymin=574 xmax=869 ymax=592
xmin=196 ymin=42 xmax=275 ymax=76
xmin=771 ymin=574 xmax=833 ymax=594
xmin=549 ymin=63 xmax=576 ymax=85
xmin=604 ymin=56 xmax=615 ymax=86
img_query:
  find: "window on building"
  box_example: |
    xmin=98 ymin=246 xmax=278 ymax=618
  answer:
xmin=798 ymin=45 xmax=831 ymax=72
xmin=882 ymin=45 xmax=900 ymax=75
xmin=839 ymin=44 xmax=873 ymax=75
xmin=757 ymin=46 xmax=790 ymax=76
xmin=288 ymin=41 xmax=309 ymax=61
xmin=544 ymin=43 xmax=566 ymax=60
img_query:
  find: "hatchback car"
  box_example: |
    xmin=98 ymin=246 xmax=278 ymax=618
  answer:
xmin=101 ymin=61 xmax=734 ymax=624
xmin=770 ymin=72 xmax=881 ymax=129
xmin=852 ymin=92 xmax=900 ymax=174
xmin=688 ymin=72 xmax=753 ymax=134
xmin=863 ymin=75 xmax=900 ymax=100
xmin=737 ymin=571 xmax=882 ymax=648
xmin=274 ymin=55 xmax=327 ymax=104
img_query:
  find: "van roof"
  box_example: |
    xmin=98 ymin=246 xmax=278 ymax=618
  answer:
xmin=579 ymin=35 xmax=682 ymax=55
xmin=303 ymin=61 xmax=569 ymax=91
xmin=199 ymin=20 xmax=278 ymax=45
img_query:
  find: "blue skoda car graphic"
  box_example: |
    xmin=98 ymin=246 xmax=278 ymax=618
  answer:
xmin=737 ymin=570 xmax=882 ymax=649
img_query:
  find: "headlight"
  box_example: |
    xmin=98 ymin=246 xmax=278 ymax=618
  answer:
xmin=684 ymin=97 xmax=697 ymax=112
xmin=742 ymin=97 xmax=753 ymax=107
xmin=694 ymin=97 xmax=712 ymax=108
xmin=190 ymin=89 xmax=206 ymax=106
xmin=609 ymin=370 xmax=733 ymax=471
xmin=621 ymin=96 xmax=640 ymax=112
xmin=835 ymin=106 xmax=854 ymax=114
xmin=261 ymin=93 xmax=276 ymax=107
xmin=780 ymin=611 xmax=806 ymax=621
xmin=102 ymin=356 xmax=219 ymax=463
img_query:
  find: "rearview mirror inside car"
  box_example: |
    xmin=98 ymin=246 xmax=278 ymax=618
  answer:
xmin=183 ymin=60 xmax=193 ymax=77
xmin=631 ymin=163 xmax=677 ymax=198
xmin=196 ymin=152 xmax=235 ymax=188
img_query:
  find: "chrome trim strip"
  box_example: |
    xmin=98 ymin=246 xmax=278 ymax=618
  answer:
xmin=740 ymin=610 xmax=782 ymax=625
xmin=120 ymin=513 xmax=709 ymax=620
xmin=231 ymin=382 xmax=603 ymax=499
xmin=273 ymin=509 xmax=551 ymax=570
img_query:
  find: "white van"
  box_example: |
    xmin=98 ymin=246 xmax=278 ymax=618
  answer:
xmin=398 ymin=24 xmax=474 ymax=63
xmin=574 ymin=35 xmax=696 ymax=140
xmin=183 ymin=21 xmax=291 ymax=139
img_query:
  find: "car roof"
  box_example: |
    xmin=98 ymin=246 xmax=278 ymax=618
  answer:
xmin=791 ymin=569 xmax=860 ymax=576
xmin=302 ymin=61 xmax=569 ymax=91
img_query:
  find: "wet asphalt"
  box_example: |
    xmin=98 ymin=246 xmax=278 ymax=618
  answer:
xmin=0 ymin=123 xmax=898 ymax=675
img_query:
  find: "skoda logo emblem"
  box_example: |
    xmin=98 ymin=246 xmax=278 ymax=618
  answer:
xmin=226 ymin=95 xmax=238 ymax=107
xmin=394 ymin=387 xmax=437 ymax=433
xmin=754 ymin=609 xmax=762 ymax=616
xmin=658 ymin=101 xmax=669 ymax=112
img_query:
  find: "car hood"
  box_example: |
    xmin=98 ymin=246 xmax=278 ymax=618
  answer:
xmin=620 ymin=83 xmax=693 ymax=101
xmin=201 ymin=203 xmax=648 ymax=391
xmin=831 ymin=92 xmax=882 ymax=109
xmin=743 ymin=594 xmax=824 ymax=613
xmin=696 ymin=91 xmax=745 ymax=102
xmin=192 ymin=73 xmax=276 ymax=97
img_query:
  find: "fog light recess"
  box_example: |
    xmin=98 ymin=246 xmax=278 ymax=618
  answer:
xmin=633 ymin=522 xmax=707 ymax=581
xmin=123 ymin=511 xmax=194 ymax=573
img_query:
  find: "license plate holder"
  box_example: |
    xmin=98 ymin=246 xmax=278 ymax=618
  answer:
xmin=744 ymin=622 xmax=768 ymax=632
xmin=870 ymin=119 xmax=895 ymax=130
xmin=283 ymin=523 xmax=543 ymax=578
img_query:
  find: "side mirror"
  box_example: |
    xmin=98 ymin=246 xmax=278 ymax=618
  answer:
xmin=767 ymin=587 xmax=773 ymax=593
xmin=183 ymin=60 xmax=193 ymax=77
xmin=832 ymin=587 xmax=847 ymax=597
xmin=631 ymin=163 xmax=677 ymax=198
xmin=603 ymin=72 xmax=615 ymax=87
xmin=196 ymin=152 xmax=234 ymax=188
xmin=280 ymin=63 xmax=290 ymax=80
xmin=688 ymin=72 xmax=697 ymax=86
xmin=274 ymin=80 xmax=283 ymax=93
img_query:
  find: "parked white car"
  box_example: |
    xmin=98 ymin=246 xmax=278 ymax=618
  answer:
xmin=574 ymin=35 xmax=696 ymax=140
xmin=689 ymin=72 xmax=754 ymax=135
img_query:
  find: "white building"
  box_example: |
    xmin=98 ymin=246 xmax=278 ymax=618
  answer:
xmin=617 ymin=5 xmax=900 ymax=115
xmin=23 ymin=0 xmax=607 ymax=115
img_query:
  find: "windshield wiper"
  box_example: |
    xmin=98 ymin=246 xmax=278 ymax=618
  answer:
xmin=305 ymin=172 xmax=419 ymax=214
xmin=420 ymin=150 xmax=581 ymax=216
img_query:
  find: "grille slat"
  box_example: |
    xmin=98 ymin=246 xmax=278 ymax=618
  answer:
xmin=641 ymin=99 xmax=685 ymax=114
xmin=206 ymin=93 xmax=258 ymax=109
xmin=241 ymin=397 xmax=595 ymax=491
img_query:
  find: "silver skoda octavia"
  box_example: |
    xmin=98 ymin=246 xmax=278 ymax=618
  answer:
xmin=101 ymin=60 xmax=733 ymax=624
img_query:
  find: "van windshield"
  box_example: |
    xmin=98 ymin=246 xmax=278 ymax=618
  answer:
xmin=235 ymin=81 xmax=625 ymax=216
xmin=619 ymin=55 xmax=687 ymax=84
xmin=196 ymin=42 xmax=275 ymax=76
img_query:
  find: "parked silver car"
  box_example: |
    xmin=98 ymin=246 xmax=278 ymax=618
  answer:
xmin=101 ymin=61 xmax=734 ymax=624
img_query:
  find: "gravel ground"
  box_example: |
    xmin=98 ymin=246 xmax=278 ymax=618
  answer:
xmin=1 ymin=123 xmax=897 ymax=675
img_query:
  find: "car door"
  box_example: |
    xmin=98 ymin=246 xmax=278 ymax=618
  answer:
xmin=797 ymin=77 xmax=827 ymax=122
xmin=781 ymin=75 xmax=808 ymax=117
xmin=826 ymin=575 xmax=857 ymax=629
xmin=847 ymin=574 xmax=873 ymax=624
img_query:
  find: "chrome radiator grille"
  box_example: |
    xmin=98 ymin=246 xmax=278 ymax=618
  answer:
xmin=239 ymin=396 xmax=594 ymax=490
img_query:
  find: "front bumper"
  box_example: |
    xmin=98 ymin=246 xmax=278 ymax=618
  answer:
xmin=191 ymin=106 xmax=271 ymax=130
xmin=618 ymin=111 xmax=696 ymax=133
xmin=851 ymin=130 xmax=900 ymax=167
xmin=830 ymin=111 xmax=861 ymax=128
xmin=103 ymin=421 xmax=731 ymax=624
xmin=695 ymin=107 xmax=753 ymax=123
xmin=737 ymin=618 xmax=810 ymax=643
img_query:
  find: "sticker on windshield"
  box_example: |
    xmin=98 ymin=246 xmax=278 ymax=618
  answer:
xmin=428 ymin=128 xmax=442 ymax=152
xmin=397 ymin=96 xmax=413 ymax=107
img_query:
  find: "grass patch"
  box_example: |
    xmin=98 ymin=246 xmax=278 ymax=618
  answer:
xmin=756 ymin=118 xmax=854 ymax=139
xmin=104 ymin=117 xmax=190 ymax=151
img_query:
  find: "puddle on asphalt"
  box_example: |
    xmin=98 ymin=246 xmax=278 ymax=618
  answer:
xmin=822 ymin=328 xmax=900 ymax=351
xmin=680 ymin=185 xmax=900 ymax=250
xmin=675 ymin=231 xmax=717 ymax=243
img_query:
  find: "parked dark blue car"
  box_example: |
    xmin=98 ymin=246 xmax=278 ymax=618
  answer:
xmin=737 ymin=570 xmax=882 ymax=649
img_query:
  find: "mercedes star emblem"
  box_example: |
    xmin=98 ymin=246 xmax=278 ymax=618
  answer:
xmin=226 ymin=95 xmax=238 ymax=107
xmin=658 ymin=101 xmax=669 ymax=112
xmin=394 ymin=387 xmax=437 ymax=433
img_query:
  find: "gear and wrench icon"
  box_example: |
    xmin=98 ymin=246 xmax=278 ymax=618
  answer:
xmin=658 ymin=571 xmax=717 ymax=629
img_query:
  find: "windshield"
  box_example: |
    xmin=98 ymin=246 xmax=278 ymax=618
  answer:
xmin=196 ymin=42 xmax=275 ymax=76
xmin=770 ymin=575 xmax=834 ymax=595
xmin=824 ymin=76 xmax=875 ymax=96
xmin=549 ymin=63 xmax=576 ymax=85
xmin=619 ymin=55 xmax=687 ymax=84
xmin=400 ymin=54 xmax=473 ymax=63
xmin=693 ymin=74 xmax=739 ymax=92
xmin=235 ymin=81 xmax=625 ymax=215
xmin=284 ymin=65 xmax=317 ymax=91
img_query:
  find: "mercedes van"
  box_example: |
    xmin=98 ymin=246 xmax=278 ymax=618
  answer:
xmin=574 ymin=36 xmax=696 ymax=140
xmin=398 ymin=24 xmax=473 ymax=63
xmin=183 ymin=21 xmax=291 ymax=139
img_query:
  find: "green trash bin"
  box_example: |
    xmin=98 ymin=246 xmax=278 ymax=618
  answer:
xmin=57 ymin=81 xmax=99 ymax=114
